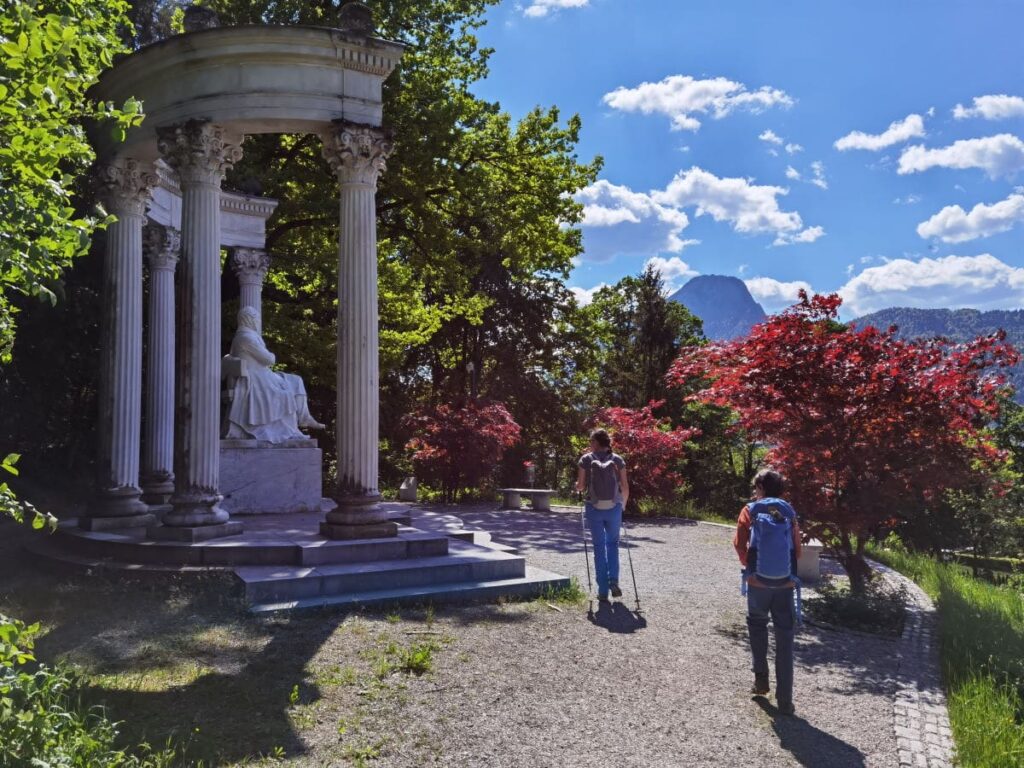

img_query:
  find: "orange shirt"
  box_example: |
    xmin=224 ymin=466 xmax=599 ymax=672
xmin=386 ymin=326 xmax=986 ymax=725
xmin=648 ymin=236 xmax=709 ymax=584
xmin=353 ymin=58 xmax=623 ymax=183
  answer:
xmin=733 ymin=504 xmax=803 ymax=567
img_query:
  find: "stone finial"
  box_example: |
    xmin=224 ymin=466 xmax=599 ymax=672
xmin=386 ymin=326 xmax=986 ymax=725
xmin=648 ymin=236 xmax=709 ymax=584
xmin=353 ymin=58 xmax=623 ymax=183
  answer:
xmin=96 ymin=158 xmax=157 ymax=217
xmin=338 ymin=2 xmax=375 ymax=35
xmin=157 ymin=120 xmax=243 ymax=186
xmin=183 ymin=6 xmax=220 ymax=32
xmin=321 ymin=121 xmax=394 ymax=186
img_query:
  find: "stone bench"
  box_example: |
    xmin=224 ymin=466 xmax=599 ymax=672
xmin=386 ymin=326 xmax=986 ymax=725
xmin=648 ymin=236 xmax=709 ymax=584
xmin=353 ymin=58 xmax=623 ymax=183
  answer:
xmin=797 ymin=539 xmax=825 ymax=582
xmin=498 ymin=488 xmax=557 ymax=512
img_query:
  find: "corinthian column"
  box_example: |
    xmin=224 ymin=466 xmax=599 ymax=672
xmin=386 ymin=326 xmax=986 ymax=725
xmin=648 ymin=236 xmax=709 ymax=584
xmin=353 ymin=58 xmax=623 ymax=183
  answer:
xmin=320 ymin=121 xmax=395 ymax=540
xmin=154 ymin=120 xmax=243 ymax=540
xmin=229 ymin=247 xmax=270 ymax=330
xmin=82 ymin=158 xmax=157 ymax=531
xmin=140 ymin=224 xmax=180 ymax=507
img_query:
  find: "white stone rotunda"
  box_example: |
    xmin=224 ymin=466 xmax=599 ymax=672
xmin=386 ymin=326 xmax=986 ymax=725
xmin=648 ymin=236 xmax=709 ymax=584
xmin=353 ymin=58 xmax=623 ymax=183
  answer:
xmin=44 ymin=4 xmax=568 ymax=610
xmin=83 ymin=4 xmax=403 ymax=542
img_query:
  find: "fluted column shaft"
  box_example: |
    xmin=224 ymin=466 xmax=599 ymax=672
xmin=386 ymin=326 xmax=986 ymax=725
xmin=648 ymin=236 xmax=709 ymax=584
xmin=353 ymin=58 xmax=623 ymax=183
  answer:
xmin=158 ymin=121 xmax=242 ymax=529
xmin=141 ymin=224 xmax=180 ymax=505
xmin=320 ymin=121 xmax=395 ymax=539
xmin=229 ymin=247 xmax=270 ymax=331
xmin=83 ymin=159 xmax=155 ymax=528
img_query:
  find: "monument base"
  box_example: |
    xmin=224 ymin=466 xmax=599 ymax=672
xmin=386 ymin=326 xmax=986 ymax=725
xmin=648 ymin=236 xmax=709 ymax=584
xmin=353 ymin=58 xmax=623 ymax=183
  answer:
xmin=319 ymin=521 xmax=400 ymax=540
xmin=80 ymin=513 xmax=157 ymax=532
xmin=220 ymin=438 xmax=323 ymax=514
xmin=148 ymin=521 xmax=244 ymax=542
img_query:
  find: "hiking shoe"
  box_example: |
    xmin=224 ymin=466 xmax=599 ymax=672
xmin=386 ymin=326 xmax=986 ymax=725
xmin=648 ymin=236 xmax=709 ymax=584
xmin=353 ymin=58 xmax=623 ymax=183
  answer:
xmin=751 ymin=675 xmax=770 ymax=695
xmin=777 ymin=701 xmax=796 ymax=716
xmin=610 ymin=581 xmax=623 ymax=598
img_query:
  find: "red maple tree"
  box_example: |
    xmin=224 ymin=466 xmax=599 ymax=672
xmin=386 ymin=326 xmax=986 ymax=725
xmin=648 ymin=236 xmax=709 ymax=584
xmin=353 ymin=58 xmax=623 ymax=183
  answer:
xmin=667 ymin=292 xmax=1018 ymax=588
xmin=592 ymin=401 xmax=698 ymax=514
xmin=406 ymin=399 xmax=522 ymax=502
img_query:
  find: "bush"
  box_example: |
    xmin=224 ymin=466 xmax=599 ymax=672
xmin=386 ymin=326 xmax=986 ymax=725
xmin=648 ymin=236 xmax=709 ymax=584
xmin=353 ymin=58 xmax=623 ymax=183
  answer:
xmin=805 ymin=575 xmax=906 ymax=636
xmin=0 ymin=614 xmax=179 ymax=767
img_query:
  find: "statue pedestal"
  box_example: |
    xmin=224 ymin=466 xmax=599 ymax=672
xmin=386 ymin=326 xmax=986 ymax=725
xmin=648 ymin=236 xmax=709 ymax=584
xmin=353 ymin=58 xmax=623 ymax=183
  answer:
xmin=219 ymin=438 xmax=325 ymax=514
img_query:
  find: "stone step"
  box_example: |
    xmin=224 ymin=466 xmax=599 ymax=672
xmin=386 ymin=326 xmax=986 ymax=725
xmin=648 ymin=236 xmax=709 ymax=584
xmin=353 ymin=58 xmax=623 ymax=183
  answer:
xmin=248 ymin=565 xmax=570 ymax=613
xmin=236 ymin=546 xmax=527 ymax=605
xmin=47 ymin=519 xmax=449 ymax=567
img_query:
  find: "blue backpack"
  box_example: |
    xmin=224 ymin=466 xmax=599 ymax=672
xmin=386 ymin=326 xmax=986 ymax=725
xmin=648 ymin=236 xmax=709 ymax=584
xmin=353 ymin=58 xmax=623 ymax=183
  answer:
xmin=748 ymin=497 xmax=797 ymax=580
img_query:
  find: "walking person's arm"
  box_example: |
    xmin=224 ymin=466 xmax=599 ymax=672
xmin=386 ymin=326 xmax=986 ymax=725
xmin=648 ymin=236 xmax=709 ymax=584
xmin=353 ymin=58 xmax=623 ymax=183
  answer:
xmin=618 ymin=466 xmax=629 ymax=509
xmin=734 ymin=506 xmax=752 ymax=567
xmin=575 ymin=466 xmax=587 ymax=494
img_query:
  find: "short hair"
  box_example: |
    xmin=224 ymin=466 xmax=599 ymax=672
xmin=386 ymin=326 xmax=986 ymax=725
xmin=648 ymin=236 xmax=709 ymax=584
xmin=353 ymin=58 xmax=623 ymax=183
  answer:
xmin=753 ymin=468 xmax=784 ymax=497
xmin=590 ymin=429 xmax=611 ymax=448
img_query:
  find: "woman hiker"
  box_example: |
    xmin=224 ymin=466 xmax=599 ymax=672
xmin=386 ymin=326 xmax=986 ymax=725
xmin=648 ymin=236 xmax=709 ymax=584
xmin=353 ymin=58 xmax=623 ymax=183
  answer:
xmin=575 ymin=429 xmax=630 ymax=601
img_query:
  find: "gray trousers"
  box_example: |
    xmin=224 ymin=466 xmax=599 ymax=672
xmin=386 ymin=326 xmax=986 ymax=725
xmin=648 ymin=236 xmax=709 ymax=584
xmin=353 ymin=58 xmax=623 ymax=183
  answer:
xmin=746 ymin=584 xmax=795 ymax=705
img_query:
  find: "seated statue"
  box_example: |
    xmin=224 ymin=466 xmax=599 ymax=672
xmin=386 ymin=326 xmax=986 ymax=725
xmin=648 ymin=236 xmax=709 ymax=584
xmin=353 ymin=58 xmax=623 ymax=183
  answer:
xmin=225 ymin=307 xmax=325 ymax=443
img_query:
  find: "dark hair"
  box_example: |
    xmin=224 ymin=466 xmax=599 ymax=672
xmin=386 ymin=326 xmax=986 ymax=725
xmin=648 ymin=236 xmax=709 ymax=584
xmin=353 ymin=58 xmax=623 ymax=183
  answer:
xmin=590 ymin=429 xmax=612 ymax=449
xmin=753 ymin=468 xmax=784 ymax=497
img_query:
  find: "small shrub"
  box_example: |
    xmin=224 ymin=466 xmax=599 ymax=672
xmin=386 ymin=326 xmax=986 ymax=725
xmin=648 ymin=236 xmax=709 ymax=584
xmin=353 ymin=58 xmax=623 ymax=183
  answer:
xmin=805 ymin=575 xmax=906 ymax=636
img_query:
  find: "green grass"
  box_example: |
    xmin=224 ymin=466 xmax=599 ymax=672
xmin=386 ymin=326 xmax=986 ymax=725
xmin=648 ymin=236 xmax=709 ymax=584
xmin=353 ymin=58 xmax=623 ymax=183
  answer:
xmin=538 ymin=577 xmax=587 ymax=605
xmin=872 ymin=546 xmax=1024 ymax=767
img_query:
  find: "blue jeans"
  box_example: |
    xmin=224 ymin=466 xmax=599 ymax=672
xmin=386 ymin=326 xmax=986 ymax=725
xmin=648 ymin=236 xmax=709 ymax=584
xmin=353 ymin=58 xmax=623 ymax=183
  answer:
xmin=747 ymin=584 xmax=795 ymax=705
xmin=585 ymin=503 xmax=622 ymax=596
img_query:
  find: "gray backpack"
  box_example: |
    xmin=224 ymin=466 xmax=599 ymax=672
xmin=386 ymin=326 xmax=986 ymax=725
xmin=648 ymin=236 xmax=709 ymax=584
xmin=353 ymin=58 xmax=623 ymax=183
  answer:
xmin=588 ymin=453 xmax=619 ymax=502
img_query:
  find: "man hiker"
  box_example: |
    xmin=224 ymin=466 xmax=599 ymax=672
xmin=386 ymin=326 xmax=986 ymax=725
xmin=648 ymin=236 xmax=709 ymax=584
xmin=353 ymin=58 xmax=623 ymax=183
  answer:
xmin=734 ymin=468 xmax=802 ymax=716
xmin=576 ymin=429 xmax=629 ymax=602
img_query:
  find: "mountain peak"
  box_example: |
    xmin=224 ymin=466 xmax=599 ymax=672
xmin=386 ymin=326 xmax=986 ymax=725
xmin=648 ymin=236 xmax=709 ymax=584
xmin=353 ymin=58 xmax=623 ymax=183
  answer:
xmin=669 ymin=275 xmax=767 ymax=340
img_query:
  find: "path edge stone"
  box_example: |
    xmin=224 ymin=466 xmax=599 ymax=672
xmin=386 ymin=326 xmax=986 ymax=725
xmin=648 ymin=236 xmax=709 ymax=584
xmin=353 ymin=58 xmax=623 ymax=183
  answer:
xmin=869 ymin=558 xmax=955 ymax=768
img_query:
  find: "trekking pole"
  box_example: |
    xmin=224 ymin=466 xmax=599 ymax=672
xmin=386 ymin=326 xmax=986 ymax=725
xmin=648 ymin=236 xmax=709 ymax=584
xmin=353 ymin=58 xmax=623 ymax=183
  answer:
xmin=620 ymin=518 xmax=642 ymax=615
xmin=579 ymin=495 xmax=594 ymax=617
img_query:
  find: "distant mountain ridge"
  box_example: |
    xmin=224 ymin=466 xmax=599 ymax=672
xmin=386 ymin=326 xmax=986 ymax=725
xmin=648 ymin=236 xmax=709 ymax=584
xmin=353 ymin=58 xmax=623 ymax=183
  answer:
xmin=853 ymin=307 xmax=1024 ymax=400
xmin=669 ymin=275 xmax=766 ymax=340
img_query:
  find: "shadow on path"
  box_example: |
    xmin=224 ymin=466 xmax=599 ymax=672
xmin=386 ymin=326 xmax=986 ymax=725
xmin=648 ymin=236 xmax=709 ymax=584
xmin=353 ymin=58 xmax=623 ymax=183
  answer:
xmin=754 ymin=697 xmax=866 ymax=768
xmin=588 ymin=600 xmax=647 ymax=634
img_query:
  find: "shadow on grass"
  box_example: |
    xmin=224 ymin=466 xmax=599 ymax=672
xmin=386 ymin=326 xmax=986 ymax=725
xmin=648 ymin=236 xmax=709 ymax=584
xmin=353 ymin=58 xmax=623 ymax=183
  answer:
xmin=753 ymin=696 xmax=866 ymax=767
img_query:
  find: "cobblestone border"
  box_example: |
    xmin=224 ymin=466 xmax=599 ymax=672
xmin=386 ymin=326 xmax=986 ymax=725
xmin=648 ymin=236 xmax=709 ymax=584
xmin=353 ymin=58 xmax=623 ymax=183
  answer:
xmin=871 ymin=559 xmax=955 ymax=768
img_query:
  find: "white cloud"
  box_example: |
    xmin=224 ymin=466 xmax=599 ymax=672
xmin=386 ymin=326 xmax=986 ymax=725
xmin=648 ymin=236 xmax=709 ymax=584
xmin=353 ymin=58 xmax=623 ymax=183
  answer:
xmin=745 ymin=276 xmax=813 ymax=313
xmin=834 ymin=113 xmax=926 ymax=152
xmin=893 ymin=194 xmax=922 ymax=205
xmin=569 ymin=283 xmax=609 ymax=306
xmin=785 ymin=142 xmax=803 ymax=155
xmin=785 ymin=165 xmax=801 ymax=180
xmin=953 ymin=95 xmax=1024 ymax=121
xmin=810 ymin=160 xmax=828 ymax=190
xmin=927 ymin=107 xmax=936 ymax=118
xmin=898 ymin=134 xmax=1024 ymax=179
xmin=602 ymin=75 xmax=793 ymax=132
xmin=760 ymin=129 xmax=783 ymax=145
xmin=652 ymin=166 xmax=822 ymax=245
xmin=576 ymin=179 xmax=694 ymax=262
xmin=773 ymin=225 xmax=825 ymax=246
xmin=645 ymin=256 xmax=699 ymax=291
xmin=522 ymin=0 xmax=589 ymax=18
xmin=916 ymin=193 xmax=1024 ymax=243
xmin=840 ymin=253 xmax=1024 ymax=315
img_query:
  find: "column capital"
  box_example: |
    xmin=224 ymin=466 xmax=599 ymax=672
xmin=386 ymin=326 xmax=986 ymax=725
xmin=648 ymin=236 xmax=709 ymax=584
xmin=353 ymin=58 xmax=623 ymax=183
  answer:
xmin=143 ymin=224 xmax=181 ymax=272
xmin=321 ymin=121 xmax=394 ymax=186
xmin=96 ymin=158 xmax=157 ymax=217
xmin=157 ymin=120 xmax=243 ymax=186
xmin=229 ymin=247 xmax=271 ymax=285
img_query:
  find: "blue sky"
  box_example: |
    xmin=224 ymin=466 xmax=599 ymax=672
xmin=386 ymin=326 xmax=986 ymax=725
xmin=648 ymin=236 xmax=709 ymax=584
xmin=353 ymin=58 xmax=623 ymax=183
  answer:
xmin=472 ymin=0 xmax=1024 ymax=319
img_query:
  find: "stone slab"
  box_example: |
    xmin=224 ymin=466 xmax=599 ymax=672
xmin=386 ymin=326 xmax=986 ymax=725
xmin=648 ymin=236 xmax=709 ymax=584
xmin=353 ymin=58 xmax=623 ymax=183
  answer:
xmin=220 ymin=440 xmax=323 ymax=514
xmin=79 ymin=513 xmax=158 ymax=532
xmin=148 ymin=521 xmax=244 ymax=542
xmin=319 ymin=521 xmax=399 ymax=540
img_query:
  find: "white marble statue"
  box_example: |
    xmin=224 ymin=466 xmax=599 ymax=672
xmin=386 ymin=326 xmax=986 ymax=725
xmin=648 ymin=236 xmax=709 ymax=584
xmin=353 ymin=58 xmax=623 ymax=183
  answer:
xmin=226 ymin=307 xmax=325 ymax=442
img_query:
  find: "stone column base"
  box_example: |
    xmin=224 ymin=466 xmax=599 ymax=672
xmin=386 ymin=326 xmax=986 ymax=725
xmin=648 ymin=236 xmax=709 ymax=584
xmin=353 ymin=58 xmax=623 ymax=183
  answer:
xmin=80 ymin=513 xmax=158 ymax=532
xmin=148 ymin=521 xmax=243 ymax=542
xmin=319 ymin=521 xmax=399 ymax=540
xmin=141 ymin=475 xmax=175 ymax=506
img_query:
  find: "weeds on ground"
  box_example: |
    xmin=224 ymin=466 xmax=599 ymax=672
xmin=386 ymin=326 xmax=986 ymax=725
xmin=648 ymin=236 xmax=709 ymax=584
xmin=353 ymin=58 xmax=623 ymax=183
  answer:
xmin=804 ymin=575 xmax=906 ymax=636
xmin=872 ymin=545 xmax=1024 ymax=768
xmin=538 ymin=578 xmax=586 ymax=606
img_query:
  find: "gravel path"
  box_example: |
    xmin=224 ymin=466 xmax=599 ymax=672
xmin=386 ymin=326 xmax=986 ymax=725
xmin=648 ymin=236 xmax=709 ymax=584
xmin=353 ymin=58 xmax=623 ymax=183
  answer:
xmin=349 ymin=505 xmax=901 ymax=768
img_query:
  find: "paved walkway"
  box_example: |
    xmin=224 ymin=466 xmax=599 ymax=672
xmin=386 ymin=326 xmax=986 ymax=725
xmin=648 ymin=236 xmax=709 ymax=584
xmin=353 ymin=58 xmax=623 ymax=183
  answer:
xmin=394 ymin=503 xmax=917 ymax=767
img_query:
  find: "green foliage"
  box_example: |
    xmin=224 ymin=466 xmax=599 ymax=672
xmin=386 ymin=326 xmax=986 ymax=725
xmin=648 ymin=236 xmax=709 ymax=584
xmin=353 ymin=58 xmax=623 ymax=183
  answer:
xmin=805 ymin=575 xmax=906 ymax=636
xmin=0 ymin=0 xmax=142 ymax=363
xmin=873 ymin=547 xmax=1024 ymax=767
xmin=0 ymin=453 xmax=55 ymax=529
xmin=0 ymin=614 xmax=179 ymax=767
